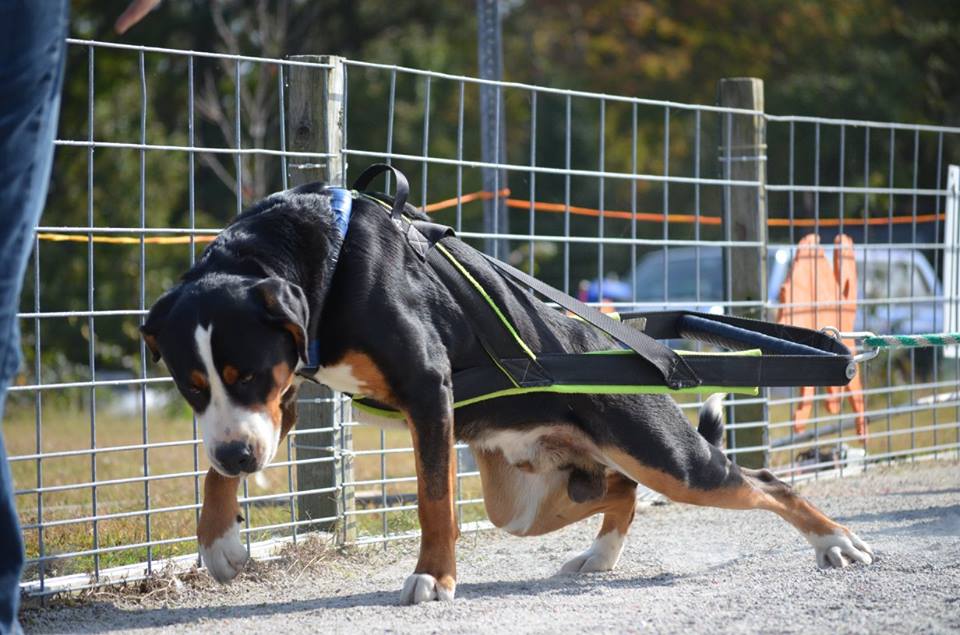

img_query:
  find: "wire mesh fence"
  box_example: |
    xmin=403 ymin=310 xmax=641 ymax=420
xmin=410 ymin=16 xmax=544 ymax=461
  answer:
xmin=8 ymin=39 xmax=960 ymax=596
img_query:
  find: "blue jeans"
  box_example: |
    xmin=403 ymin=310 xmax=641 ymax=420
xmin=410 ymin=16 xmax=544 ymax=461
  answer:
xmin=0 ymin=1 xmax=69 ymax=632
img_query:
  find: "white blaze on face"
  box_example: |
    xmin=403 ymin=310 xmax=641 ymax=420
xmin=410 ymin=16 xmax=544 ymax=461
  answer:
xmin=194 ymin=324 xmax=279 ymax=475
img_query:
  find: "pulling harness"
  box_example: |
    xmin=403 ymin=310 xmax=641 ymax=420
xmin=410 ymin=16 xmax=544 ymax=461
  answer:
xmin=297 ymin=164 xmax=857 ymax=418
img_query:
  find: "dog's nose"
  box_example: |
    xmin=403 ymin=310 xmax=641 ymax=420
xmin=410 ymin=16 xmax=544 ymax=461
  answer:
xmin=215 ymin=441 xmax=257 ymax=475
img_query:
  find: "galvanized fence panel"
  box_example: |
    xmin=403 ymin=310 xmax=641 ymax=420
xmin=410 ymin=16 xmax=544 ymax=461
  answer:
xmin=8 ymin=39 xmax=959 ymax=596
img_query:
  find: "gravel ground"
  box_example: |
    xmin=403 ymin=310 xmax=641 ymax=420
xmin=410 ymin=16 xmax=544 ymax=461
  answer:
xmin=23 ymin=460 xmax=960 ymax=634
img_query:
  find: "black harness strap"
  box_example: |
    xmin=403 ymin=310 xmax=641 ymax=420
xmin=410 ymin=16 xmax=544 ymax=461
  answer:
xmin=336 ymin=163 xmax=855 ymax=415
xmin=480 ymin=255 xmax=702 ymax=390
xmin=352 ymin=163 xmax=452 ymax=261
xmin=350 ymin=164 xmax=697 ymax=390
xmin=425 ymin=244 xmax=552 ymax=388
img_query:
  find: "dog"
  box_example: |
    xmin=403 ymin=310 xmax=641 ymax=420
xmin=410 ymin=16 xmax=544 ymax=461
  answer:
xmin=141 ymin=177 xmax=873 ymax=604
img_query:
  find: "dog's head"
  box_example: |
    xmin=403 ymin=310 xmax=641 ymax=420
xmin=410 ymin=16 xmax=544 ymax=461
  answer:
xmin=141 ymin=275 xmax=308 ymax=476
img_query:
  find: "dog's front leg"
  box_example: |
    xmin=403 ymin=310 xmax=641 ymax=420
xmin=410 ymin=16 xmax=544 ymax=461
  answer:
xmin=197 ymin=468 xmax=248 ymax=582
xmin=196 ymin=386 xmax=297 ymax=583
xmin=401 ymin=388 xmax=459 ymax=604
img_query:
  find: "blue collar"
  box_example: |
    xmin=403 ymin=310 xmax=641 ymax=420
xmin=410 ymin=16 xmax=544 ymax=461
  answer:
xmin=303 ymin=187 xmax=354 ymax=372
xmin=327 ymin=187 xmax=354 ymax=239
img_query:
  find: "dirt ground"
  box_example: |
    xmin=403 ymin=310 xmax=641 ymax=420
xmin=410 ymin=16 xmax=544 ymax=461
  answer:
xmin=21 ymin=460 xmax=960 ymax=634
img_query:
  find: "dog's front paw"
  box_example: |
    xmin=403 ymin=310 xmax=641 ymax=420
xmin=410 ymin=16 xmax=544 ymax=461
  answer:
xmin=559 ymin=531 xmax=626 ymax=574
xmin=806 ymin=528 xmax=874 ymax=568
xmin=199 ymin=518 xmax=249 ymax=583
xmin=400 ymin=573 xmax=456 ymax=604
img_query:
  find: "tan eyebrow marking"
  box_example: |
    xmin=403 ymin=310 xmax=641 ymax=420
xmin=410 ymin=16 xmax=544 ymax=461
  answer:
xmin=251 ymin=361 xmax=294 ymax=428
xmin=222 ymin=365 xmax=239 ymax=385
xmin=189 ymin=370 xmax=209 ymax=390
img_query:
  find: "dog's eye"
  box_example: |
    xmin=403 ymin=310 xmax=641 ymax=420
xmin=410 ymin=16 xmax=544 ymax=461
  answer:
xmin=239 ymin=373 xmax=255 ymax=384
xmin=186 ymin=384 xmax=203 ymax=395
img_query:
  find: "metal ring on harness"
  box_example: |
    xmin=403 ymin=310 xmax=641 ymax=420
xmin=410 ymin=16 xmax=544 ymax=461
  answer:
xmin=820 ymin=326 xmax=881 ymax=365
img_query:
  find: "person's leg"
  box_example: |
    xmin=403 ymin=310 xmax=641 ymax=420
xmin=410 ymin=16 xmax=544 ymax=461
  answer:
xmin=0 ymin=1 xmax=70 ymax=632
xmin=0 ymin=436 xmax=22 ymax=635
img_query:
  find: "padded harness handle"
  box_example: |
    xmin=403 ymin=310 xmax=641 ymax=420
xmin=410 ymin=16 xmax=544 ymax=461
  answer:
xmin=352 ymin=163 xmax=409 ymax=222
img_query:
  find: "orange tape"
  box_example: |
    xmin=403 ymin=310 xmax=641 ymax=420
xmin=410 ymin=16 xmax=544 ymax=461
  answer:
xmin=34 ymin=191 xmax=946 ymax=246
xmin=425 ymin=189 xmax=944 ymax=228
xmin=422 ymin=188 xmax=510 ymax=213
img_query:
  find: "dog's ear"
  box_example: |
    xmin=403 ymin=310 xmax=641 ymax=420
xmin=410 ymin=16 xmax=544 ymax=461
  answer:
xmin=140 ymin=286 xmax=182 ymax=363
xmin=253 ymin=278 xmax=310 ymax=365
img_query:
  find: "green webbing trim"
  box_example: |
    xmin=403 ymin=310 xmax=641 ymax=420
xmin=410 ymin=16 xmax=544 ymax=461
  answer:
xmin=362 ymin=196 xmax=524 ymax=385
xmin=434 ymin=242 xmax=538 ymax=361
xmin=352 ymin=382 xmax=758 ymax=420
xmin=452 ymin=382 xmax=758 ymax=405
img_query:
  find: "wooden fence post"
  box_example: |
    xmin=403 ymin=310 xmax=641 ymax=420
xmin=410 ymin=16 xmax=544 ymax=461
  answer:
xmin=717 ymin=77 xmax=769 ymax=468
xmin=286 ymin=55 xmax=354 ymax=541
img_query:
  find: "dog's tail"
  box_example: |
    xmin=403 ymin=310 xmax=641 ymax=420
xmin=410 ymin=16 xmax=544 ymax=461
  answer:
xmin=697 ymin=393 xmax=726 ymax=448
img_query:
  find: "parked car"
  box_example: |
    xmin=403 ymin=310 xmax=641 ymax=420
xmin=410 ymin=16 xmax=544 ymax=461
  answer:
xmin=587 ymin=246 xmax=943 ymax=335
xmin=584 ymin=245 xmax=945 ymax=375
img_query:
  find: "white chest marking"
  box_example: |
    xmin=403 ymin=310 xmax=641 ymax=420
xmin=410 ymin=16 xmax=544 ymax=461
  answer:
xmin=308 ymin=363 xmax=407 ymax=430
xmin=310 ymin=363 xmax=365 ymax=395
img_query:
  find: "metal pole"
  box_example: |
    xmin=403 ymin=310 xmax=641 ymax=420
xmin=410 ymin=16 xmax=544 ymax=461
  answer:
xmin=477 ymin=0 xmax=508 ymax=257
xmin=943 ymin=166 xmax=959 ymax=359
xmin=718 ymin=77 xmax=769 ymax=469
xmin=286 ymin=55 xmax=353 ymax=539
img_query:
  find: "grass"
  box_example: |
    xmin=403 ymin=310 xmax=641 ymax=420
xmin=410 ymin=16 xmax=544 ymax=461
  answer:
xmin=5 ymin=364 xmax=958 ymax=584
xmin=3 ymin=388 xmax=485 ymax=583
xmin=764 ymin=373 xmax=960 ymax=471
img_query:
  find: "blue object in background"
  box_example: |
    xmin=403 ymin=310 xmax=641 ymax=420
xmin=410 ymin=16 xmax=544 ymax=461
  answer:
xmin=583 ymin=278 xmax=633 ymax=303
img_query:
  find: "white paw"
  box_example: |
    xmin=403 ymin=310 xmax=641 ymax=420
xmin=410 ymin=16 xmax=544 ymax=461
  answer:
xmin=559 ymin=530 xmax=625 ymax=574
xmin=399 ymin=573 xmax=456 ymax=604
xmin=806 ymin=528 xmax=874 ymax=569
xmin=200 ymin=520 xmax=249 ymax=583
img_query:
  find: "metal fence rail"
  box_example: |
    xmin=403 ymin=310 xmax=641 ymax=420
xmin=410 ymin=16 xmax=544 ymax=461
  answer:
xmin=8 ymin=39 xmax=959 ymax=596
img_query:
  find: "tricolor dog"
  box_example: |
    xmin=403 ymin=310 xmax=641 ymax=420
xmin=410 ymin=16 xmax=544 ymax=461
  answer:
xmin=142 ymin=172 xmax=873 ymax=604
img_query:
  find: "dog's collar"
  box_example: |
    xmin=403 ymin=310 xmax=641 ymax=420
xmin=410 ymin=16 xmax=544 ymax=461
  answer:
xmin=296 ymin=164 xmax=450 ymax=381
xmin=301 ymin=187 xmax=354 ymax=373
xmin=327 ymin=187 xmax=354 ymax=239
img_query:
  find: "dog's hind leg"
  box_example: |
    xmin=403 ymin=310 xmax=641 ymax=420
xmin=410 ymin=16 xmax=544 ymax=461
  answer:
xmin=474 ymin=448 xmax=638 ymax=573
xmin=601 ymin=396 xmax=873 ymax=569
xmin=558 ymin=472 xmax=638 ymax=574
